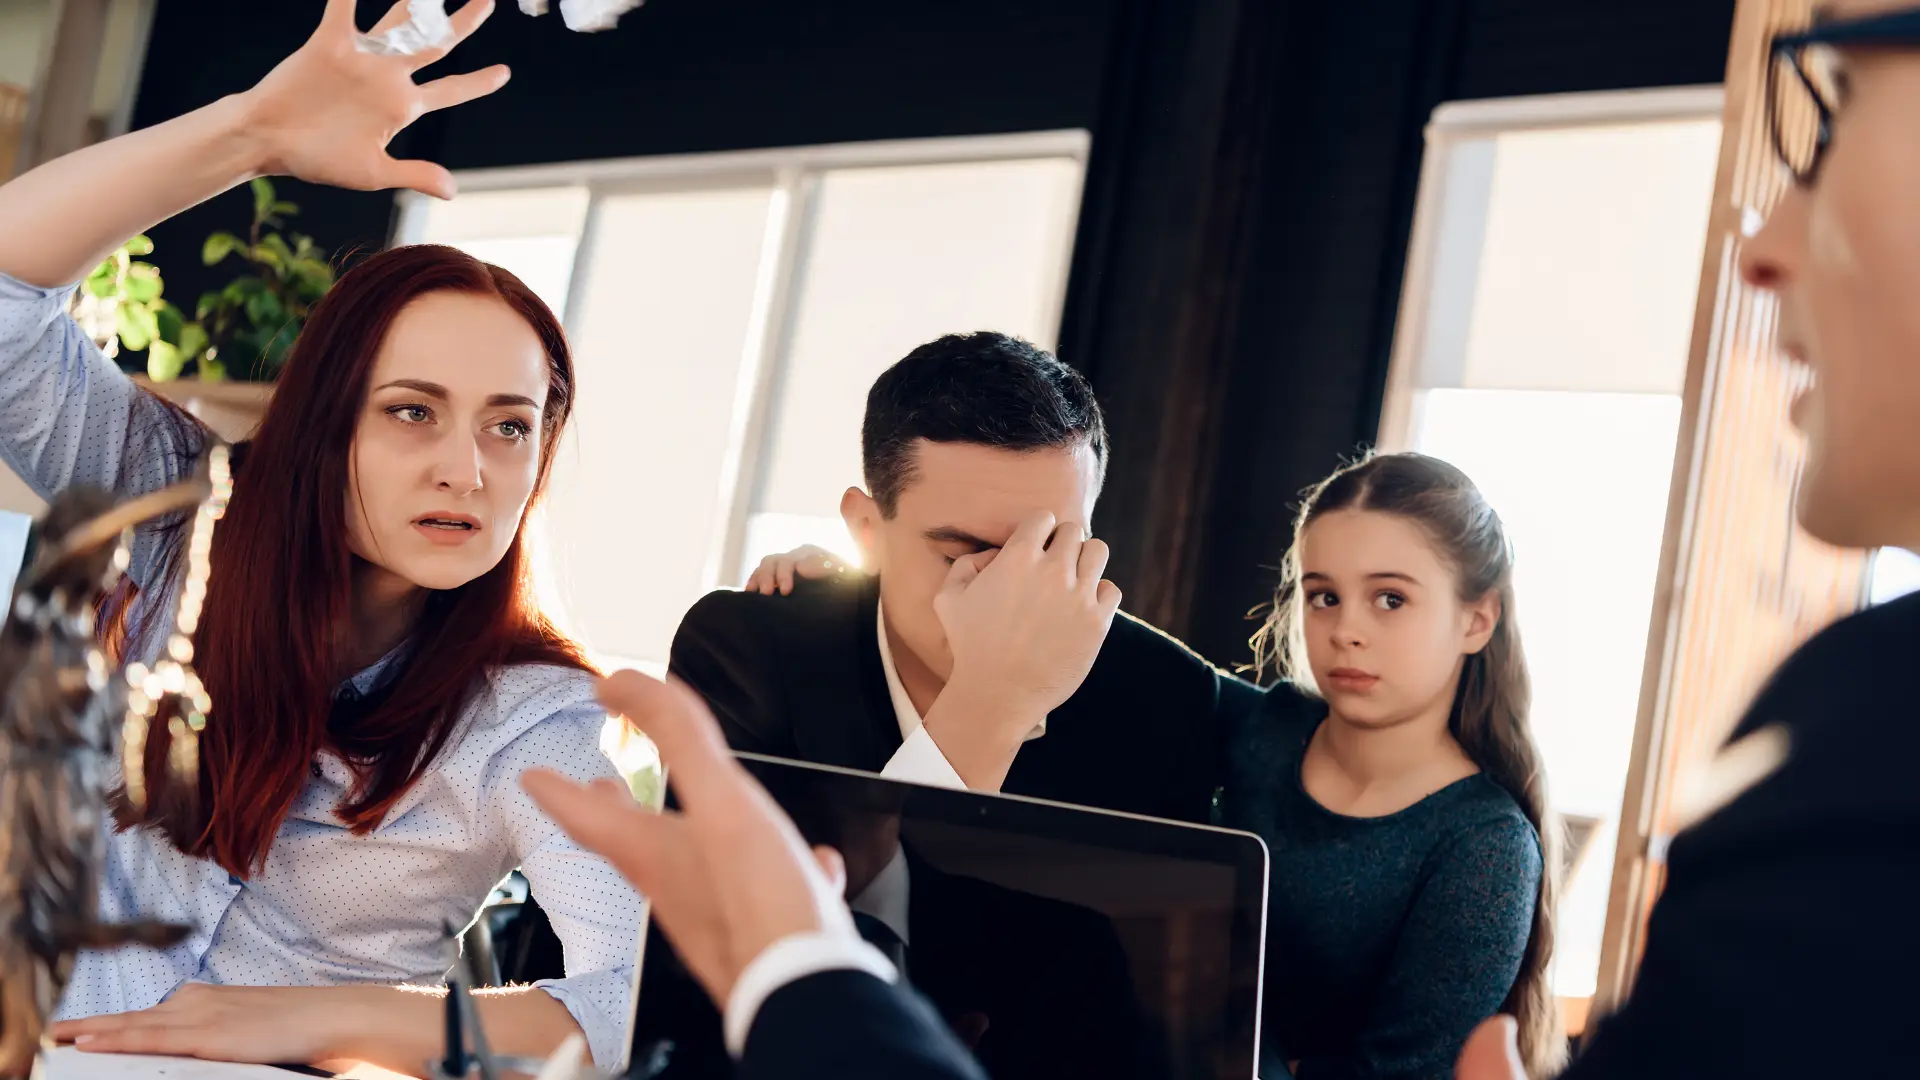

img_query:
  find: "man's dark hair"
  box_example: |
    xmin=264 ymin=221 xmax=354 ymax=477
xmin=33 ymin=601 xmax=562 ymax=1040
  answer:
xmin=861 ymin=332 xmax=1108 ymax=516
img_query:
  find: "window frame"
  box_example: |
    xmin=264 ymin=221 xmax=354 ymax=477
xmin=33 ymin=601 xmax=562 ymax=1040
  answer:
xmin=1376 ymin=85 xmax=1725 ymax=451
xmin=1374 ymin=86 xmax=1729 ymax=1022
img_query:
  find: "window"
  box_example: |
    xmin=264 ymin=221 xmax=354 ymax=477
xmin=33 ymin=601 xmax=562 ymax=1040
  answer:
xmin=1869 ymin=547 xmax=1920 ymax=605
xmin=1379 ymin=89 xmax=1725 ymax=998
xmin=396 ymin=132 xmax=1087 ymax=673
xmin=0 ymin=0 xmax=155 ymax=180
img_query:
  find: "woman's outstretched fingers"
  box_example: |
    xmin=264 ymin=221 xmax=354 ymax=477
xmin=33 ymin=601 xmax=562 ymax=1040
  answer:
xmin=419 ymin=65 xmax=512 ymax=113
xmin=381 ymin=157 xmax=458 ymax=200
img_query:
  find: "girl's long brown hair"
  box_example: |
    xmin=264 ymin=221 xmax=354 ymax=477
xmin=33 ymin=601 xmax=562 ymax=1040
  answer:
xmin=111 ymin=244 xmax=591 ymax=878
xmin=1257 ymin=452 xmax=1565 ymax=1076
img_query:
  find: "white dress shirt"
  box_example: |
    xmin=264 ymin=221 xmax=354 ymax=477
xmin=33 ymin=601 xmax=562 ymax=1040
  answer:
xmin=722 ymin=930 xmax=898 ymax=1058
xmin=874 ymin=600 xmax=1044 ymax=789
xmin=0 ymin=272 xmax=644 ymax=1072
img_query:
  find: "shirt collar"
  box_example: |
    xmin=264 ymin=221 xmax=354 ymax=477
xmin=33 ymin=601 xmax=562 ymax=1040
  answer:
xmin=336 ymin=639 xmax=411 ymax=702
xmin=876 ymin=599 xmax=925 ymax=739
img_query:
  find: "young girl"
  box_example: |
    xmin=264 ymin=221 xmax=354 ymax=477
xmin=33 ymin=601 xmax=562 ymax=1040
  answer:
xmin=1229 ymin=452 xmax=1560 ymax=1080
xmin=0 ymin=1 xmax=640 ymax=1073
xmin=746 ymin=451 xmax=1560 ymax=1078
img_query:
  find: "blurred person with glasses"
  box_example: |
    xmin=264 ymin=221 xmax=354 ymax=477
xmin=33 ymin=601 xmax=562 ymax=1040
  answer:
xmin=1456 ymin=3 xmax=1920 ymax=1078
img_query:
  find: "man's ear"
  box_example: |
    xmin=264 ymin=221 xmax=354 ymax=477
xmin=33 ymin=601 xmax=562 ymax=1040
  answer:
xmin=841 ymin=487 xmax=883 ymax=568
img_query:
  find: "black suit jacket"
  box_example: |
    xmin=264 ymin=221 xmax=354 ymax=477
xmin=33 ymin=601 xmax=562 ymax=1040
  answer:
xmin=1563 ymin=591 xmax=1920 ymax=1079
xmin=670 ymin=573 xmax=1254 ymax=824
xmin=739 ymin=969 xmax=987 ymax=1080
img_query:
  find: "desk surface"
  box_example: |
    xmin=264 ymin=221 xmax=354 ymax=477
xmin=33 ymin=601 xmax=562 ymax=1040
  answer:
xmin=43 ymin=1048 xmax=417 ymax=1080
xmin=45 ymin=1047 xmax=301 ymax=1080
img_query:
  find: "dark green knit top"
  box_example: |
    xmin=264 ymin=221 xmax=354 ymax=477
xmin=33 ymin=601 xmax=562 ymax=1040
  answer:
xmin=1219 ymin=684 xmax=1543 ymax=1080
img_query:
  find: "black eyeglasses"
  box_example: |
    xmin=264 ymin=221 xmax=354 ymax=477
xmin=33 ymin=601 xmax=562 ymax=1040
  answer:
xmin=1769 ymin=7 xmax=1920 ymax=185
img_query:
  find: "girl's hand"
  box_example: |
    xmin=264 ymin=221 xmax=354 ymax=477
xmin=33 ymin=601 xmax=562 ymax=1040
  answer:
xmin=743 ymin=544 xmax=850 ymax=595
xmin=241 ymin=0 xmax=511 ymax=199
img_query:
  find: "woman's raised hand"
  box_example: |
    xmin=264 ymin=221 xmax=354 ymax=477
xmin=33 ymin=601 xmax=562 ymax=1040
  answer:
xmin=241 ymin=0 xmax=510 ymax=199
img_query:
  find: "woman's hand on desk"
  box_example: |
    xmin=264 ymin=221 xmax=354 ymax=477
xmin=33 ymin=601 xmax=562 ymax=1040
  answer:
xmin=49 ymin=983 xmax=367 ymax=1065
xmin=51 ymin=981 xmax=583 ymax=1075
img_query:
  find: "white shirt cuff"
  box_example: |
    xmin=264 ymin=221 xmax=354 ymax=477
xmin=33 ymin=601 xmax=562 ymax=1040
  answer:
xmin=723 ymin=931 xmax=898 ymax=1058
xmin=880 ymin=726 xmax=968 ymax=789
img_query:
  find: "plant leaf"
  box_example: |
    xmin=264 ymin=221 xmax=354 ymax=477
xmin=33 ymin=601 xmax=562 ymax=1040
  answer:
xmin=203 ymin=232 xmax=242 ymax=266
xmin=124 ymin=265 xmax=163 ymax=304
xmin=259 ymin=323 xmax=298 ymax=374
xmin=292 ymin=259 xmax=334 ymax=295
xmin=223 ymin=276 xmax=267 ymax=304
xmin=155 ymin=303 xmax=183 ymax=344
xmin=124 ymin=234 xmax=155 ymax=257
xmin=271 ymin=201 xmax=300 ymax=217
xmin=245 ymin=289 xmax=285 ymax=328
xmin=116 ymin=305 xmax=153 ymax=351
xmin=85 ymin=274 xmax=119 ymax=299
xmin=178 ymin=322 xmax=210 ymax=361
xmin=196 ymin=290 xmax=223 ymax=320
xmin=250 ymin=177 xmax=276 ymax=221
xmin=199 ymin=353 xmax=228 ymax=382
xmin=250 ymin=243 xmax=286 ymax=273
xmin=146 ymin=339 xmax=185 ymax=382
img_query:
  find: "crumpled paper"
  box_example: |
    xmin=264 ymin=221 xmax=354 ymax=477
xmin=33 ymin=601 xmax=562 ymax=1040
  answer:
xmin=359 ymin=0 xmax=644 ymax=56
xmin=520 ymin=0 xmax=647 ymax=32
xmin=357 ymin=0 xmax=453 ymax=55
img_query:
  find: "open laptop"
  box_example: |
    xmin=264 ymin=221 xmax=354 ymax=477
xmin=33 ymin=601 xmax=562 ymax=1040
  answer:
xmin=626 ymin=753 xmax=1269 ymax=1080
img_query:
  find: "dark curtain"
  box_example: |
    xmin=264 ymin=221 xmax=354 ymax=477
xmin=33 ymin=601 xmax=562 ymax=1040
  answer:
xmin=1063 ymin=0 xmax=1734 ymax=673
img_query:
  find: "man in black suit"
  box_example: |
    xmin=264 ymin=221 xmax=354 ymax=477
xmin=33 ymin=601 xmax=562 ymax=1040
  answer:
xmin=1457 ymin=4 xmax=1920 ymax=1077
xmin=524 ymin=671 xmax=987 ymax=1080
xmin=672 ymin=332 xmax=1247 ymax=823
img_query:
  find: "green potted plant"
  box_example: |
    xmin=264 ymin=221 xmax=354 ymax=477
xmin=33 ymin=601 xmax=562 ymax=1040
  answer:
xmin=173 ymin=177 xmax=336 ymax=382
xmin=75 ymin=178 xmax=334 ymax=384
xmin=71 ymin=235 xmax=194 ymax=364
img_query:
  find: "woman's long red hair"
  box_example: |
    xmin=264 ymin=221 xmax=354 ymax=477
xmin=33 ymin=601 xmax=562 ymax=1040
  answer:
xmin=115 ymin=244 xmax=591 ymax=878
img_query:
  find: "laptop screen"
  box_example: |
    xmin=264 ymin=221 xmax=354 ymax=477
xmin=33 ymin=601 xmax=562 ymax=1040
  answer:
xmin=628 ymin=753 xmax=1268 ymax=1080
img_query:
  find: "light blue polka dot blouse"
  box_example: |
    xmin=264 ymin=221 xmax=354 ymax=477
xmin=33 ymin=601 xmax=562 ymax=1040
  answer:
xmin=0 ymin=271 xmax=643 ymax=1072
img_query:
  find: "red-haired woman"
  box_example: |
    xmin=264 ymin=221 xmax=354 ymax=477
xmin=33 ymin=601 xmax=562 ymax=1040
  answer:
xmin=0 ymin=2 xmax=641 ymax=1073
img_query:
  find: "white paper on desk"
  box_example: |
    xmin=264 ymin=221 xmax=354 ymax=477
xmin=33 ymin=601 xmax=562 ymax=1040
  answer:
xmin=43 ymin=1046 xmax=303 ymax=1080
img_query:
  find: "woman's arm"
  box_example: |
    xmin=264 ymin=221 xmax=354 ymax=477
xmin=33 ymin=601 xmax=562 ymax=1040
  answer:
xmin=0 ymin=0 xmax=508 ymax=582
xmin=1293 ymin=816 xmax=1544 ymax=1080
xmin=49 ymin=699 xmax=642 ymax=1075
xmin=0 ymin=0 xmax=506 ymax=289
xmin=51 ymin=982 xmax=581 ymax=1077
xmin=495 ymin=710 xmax=648 ymax=1073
